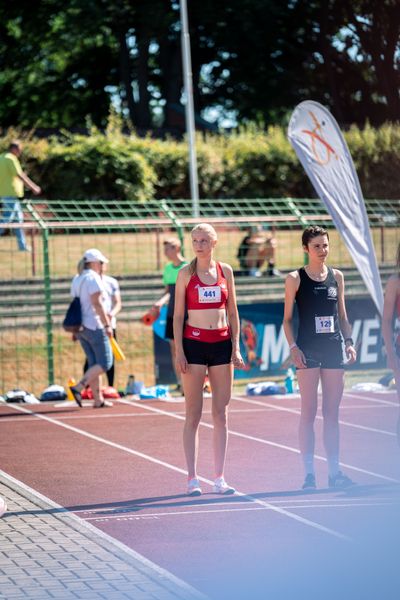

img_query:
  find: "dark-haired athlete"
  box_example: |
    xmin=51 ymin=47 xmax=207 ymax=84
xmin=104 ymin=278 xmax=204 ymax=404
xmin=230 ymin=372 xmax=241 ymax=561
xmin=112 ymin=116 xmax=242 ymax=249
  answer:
xmin=283 ymin=226 xmax=357 ymax=490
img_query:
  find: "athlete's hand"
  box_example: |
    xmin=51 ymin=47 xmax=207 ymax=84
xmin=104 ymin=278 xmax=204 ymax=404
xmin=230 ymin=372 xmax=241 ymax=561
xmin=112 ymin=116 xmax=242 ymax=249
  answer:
xmin=232 ymin=349 xmax=245 ymax=370
xmin=345 ymin=344 xmax=357 ymax=365
xmin=290 ymin=345 xmax=306 ymax=369
xmin=175 ymin=350 xmax=188 ymax=374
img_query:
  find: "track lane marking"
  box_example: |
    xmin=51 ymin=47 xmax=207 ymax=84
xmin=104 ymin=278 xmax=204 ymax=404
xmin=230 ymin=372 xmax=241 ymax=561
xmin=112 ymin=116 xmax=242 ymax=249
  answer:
xmin=6 ymin=403 xmax=351 ymax=541
xmin=233 ymin=396 xmax=396 ymax=436
xmin=82 ymin=500 xmax=397 ymax=521
xmin=345 ymin=392 xmax=399 ymax=407
xmin=118 ymin=399 xmax=399 ymax=484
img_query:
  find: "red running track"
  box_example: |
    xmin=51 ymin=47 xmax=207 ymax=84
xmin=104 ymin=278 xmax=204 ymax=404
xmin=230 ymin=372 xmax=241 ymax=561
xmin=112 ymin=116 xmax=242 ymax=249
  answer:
xmin=1 ymin=390 xmax=399 ymax=600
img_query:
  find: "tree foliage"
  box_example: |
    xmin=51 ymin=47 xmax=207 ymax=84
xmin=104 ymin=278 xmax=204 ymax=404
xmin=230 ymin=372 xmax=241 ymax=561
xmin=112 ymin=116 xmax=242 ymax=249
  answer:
xmin=0 ymin=1 xmax=398 ymax=130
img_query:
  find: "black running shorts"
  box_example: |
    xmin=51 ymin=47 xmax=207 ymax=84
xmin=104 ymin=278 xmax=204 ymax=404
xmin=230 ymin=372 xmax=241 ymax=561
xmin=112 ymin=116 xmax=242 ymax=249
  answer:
xmin=182 ymin=338 xmax=232 ymax=367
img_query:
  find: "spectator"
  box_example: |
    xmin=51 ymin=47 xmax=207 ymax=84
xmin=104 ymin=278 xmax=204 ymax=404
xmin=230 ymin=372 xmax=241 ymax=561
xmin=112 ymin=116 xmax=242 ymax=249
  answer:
xmin=82 ymin=260 xmax=122 ymax=388
xmin=0 ymin=140 xmax=41 ymax=251
xmin=237 ymin=225 xmax=280 ymax=276
xmin=152 ymin=237 xmax=187 ymax=391
xmin=68 ymin=248 xmax=113 ymax=408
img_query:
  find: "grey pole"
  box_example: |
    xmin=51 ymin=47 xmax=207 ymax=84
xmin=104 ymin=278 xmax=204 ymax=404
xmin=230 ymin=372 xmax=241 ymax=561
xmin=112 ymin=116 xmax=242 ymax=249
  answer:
xmin=179 ymin=0 xmax=200 ymax=217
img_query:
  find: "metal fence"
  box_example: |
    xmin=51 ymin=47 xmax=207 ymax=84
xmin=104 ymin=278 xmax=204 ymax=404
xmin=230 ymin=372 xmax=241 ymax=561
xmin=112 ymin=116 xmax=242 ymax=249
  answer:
xmin=0 ymin=197 xmax=398 ymax=398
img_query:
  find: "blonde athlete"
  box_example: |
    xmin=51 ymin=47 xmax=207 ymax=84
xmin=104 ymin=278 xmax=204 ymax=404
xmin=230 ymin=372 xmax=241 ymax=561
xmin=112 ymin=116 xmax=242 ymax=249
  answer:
xmin=283 ymin=226 xmax=357 ymax=490
xmin=174 ymin=224 xmax=244 ymax=496
xmin=382 ymin=241 xmax=400 ymax=444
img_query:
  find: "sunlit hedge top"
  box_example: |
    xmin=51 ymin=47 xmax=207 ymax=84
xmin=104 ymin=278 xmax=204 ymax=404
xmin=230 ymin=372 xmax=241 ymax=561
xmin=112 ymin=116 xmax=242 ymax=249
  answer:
xmin=1 ymin=120 xmax=399 ymax=200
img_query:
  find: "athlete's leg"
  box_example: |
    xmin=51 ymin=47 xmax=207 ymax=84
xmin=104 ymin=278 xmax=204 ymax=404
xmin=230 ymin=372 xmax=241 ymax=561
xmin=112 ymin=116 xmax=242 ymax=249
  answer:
xmin=182 ymin=364 xmax=207 ymax=479
xmin=320 ymin=368 xmax=345 ymax=476
xmin=392 ymin=361 xmax=400 ymax=445
xmin=296 ymin=367 xmax=320 ymax=477
xmin=208 ymin=362 xmax=233 ymax=478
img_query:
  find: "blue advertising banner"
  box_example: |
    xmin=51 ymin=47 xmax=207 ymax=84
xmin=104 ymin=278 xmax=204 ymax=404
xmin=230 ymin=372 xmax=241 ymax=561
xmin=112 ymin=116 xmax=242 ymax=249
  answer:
xmin=153 ymin=298 xmax=385 ymax=384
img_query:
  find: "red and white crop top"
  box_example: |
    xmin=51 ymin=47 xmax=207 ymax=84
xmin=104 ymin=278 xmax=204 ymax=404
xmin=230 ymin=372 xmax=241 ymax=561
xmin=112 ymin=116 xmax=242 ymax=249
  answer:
xmin=186 ymin=262 xmax=228 ymax=310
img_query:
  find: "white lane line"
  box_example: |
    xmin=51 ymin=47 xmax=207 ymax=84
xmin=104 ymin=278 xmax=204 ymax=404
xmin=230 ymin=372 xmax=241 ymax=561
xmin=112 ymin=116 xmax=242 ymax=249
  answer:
xmin=83 ymin=500 xmax=397 ymax=521
xmin=119 ymin=399 xmax=399 ymax=484
xmin=76 ymin=494 xmax=399 ymax=515
xmin=233 ymin=396 xmax=396 ymax=436
xmin=344 ymin=393 xmax=399 ymax=407
xmin=0 ymin=470 xmax=206 ymax=600
xmin=6 ymin=403 xmax=351 ymax=541
xmin=0 ymin=406 xmax=274 ymax=425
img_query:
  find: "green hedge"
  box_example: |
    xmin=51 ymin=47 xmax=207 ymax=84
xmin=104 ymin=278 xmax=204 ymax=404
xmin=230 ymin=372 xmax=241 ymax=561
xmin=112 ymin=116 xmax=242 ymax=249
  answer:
xmin=1 ymin=120 xmax=400 ymax=201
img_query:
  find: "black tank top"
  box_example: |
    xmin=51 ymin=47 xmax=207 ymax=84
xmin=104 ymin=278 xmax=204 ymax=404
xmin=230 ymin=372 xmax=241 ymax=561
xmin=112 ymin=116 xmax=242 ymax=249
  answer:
xmin=296 ymin=267 xmax=341 ymax=348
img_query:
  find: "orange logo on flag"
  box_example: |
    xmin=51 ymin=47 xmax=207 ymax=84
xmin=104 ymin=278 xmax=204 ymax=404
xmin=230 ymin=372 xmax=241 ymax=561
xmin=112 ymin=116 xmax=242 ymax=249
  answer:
xmin=302 ymin=111 xmax=338 ymax=165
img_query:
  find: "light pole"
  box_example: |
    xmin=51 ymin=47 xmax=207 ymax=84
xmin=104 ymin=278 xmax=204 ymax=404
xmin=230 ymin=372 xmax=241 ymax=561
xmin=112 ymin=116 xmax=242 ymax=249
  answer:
xmin=179 ymin=0 xmax=199 ymax=217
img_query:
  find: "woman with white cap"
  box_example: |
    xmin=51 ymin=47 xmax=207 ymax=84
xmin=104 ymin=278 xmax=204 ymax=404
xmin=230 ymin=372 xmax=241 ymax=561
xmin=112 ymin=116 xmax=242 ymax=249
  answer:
xmin=68 ymin=248 xmax=113 ymax=408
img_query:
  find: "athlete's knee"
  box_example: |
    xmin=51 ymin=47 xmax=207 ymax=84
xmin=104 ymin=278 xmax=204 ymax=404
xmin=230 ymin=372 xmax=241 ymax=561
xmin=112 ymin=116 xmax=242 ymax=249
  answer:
xmin=185 ymin=410 xmax=202 ymax=430
xmin=300 ymin=409 xmax=317 ymax=426
xmin=212 ymin=403 xmax=228 ymax=426
xmin=322 ymin=404 xmax=339 ymax=422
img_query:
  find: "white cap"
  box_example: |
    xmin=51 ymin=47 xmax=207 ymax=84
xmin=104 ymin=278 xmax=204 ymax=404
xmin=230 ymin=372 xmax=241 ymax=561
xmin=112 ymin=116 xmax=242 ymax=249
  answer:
xmin=83 ymin=248 xmax=109 ymax=264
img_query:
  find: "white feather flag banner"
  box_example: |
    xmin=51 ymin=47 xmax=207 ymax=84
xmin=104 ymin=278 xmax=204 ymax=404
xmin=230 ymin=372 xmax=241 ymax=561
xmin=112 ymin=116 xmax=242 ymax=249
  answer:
xmin=288 ymin=100 xmax=383 ymax=315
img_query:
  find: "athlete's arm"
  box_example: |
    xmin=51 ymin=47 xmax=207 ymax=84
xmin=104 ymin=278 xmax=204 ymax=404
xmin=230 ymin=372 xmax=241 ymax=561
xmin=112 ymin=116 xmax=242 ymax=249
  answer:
xmin=223 ymin=263 xmax=244 ymax=369
xmin=334 ymin=269 xmax=356 ymax=364
xmin=154 ymin=288 xmax=170 ymax=310
xmin=173 ymin=266 xmax=189 ymax=373
xmin=382 ymin=275 xmax=399 ymax=370
xmin=283 ymin=270 xmax=306 ymax=368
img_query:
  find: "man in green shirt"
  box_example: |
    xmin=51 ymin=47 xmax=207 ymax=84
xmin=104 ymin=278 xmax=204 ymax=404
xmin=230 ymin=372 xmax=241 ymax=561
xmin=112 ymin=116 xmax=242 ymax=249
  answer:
xmin=0 ymin=140 xmax=41 ymax=251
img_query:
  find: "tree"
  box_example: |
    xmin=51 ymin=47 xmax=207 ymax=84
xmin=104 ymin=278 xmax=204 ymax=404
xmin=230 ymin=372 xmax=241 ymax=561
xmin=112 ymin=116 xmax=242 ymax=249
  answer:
xmin=0 ymin=1 xmax=398 ymax=130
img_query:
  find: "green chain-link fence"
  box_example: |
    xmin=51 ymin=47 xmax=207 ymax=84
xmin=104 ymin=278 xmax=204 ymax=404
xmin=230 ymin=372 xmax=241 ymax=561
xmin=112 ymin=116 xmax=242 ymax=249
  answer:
xmin=0 ymin=197 xmax=399 ymax=397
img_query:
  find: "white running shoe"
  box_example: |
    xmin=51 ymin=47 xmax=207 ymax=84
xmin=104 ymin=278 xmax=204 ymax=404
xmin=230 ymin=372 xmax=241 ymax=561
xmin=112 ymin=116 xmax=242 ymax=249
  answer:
xmin=213 ymin=477 xmax=235 ymax=495
xmin=0 ymin=496 xmax=7 ymax=517
xmin=187 ymin=478 xmax=202 ymax=496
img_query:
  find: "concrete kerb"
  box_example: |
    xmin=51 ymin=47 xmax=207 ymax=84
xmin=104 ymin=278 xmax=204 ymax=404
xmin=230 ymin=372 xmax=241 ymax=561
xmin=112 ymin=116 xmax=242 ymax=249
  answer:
xmin=0 ymin=470 xmax=207 ymax=600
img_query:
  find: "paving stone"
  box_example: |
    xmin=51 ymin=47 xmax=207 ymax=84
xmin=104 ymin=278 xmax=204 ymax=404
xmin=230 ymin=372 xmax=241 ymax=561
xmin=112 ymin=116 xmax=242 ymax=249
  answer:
xmin=0 ymin=478 xmax=206 ymax=600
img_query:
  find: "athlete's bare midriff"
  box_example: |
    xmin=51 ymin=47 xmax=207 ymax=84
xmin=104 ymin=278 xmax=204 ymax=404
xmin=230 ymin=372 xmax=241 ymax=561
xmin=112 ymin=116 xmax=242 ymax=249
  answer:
xmin=186 ymin=307 xmax=227 ymax=330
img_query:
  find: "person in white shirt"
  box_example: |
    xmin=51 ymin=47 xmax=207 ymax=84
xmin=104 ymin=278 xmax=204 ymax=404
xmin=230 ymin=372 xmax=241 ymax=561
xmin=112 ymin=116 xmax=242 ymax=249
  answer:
xmin=82 ymin=262 xmax=121 ymax=387
xmin=68 ymin=248 xmax=113 ymax=408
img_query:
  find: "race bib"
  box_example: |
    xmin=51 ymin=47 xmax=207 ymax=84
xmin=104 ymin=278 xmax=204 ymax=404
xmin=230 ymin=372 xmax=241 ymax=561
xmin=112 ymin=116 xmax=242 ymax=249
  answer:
xmin=198 ymin=286 xmax=221 ymax=303
xmin=315 ymin=315 xmax=334 ymax=334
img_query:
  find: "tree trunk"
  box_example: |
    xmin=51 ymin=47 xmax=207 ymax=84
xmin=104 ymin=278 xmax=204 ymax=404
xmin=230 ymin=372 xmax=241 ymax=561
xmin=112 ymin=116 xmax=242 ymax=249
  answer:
xmin=118 ymin=29 xmax=137 ymax=125
xmin=319 ymin=0 xmax=344 ymax=122
xmin=134 ymin=23 xmax=152 ymax=129
xmin=159 ymin=34 xmax=183 ymax=132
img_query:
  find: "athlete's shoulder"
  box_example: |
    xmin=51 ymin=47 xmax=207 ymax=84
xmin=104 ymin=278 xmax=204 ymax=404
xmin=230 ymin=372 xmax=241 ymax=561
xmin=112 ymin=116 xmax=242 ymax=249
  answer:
xmin=219 ymin=261 xmax=233 ymax=275
xmin=385 ymin=273 xmax=400 ymax=291
xmin=286 ymin=269 xmax=300 ymax=282
xmin=331 ymin=267 xmax=343 ymax=281
xmin=177 ymin=263 xmax=191 ymax=281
